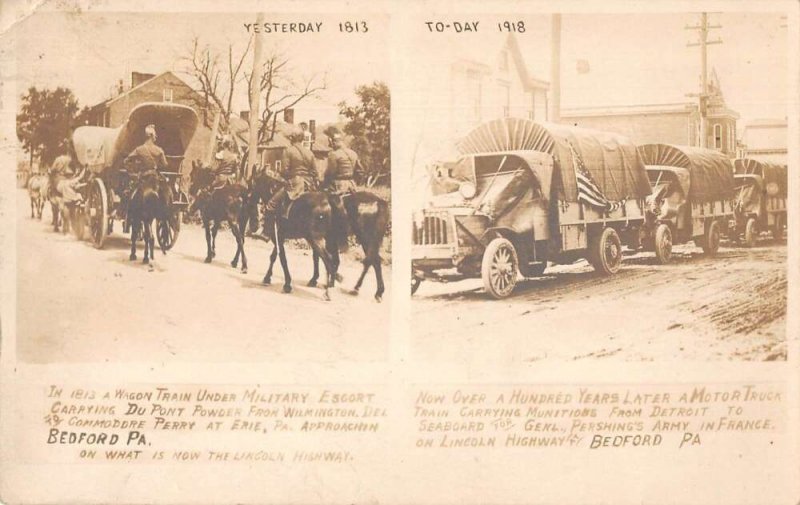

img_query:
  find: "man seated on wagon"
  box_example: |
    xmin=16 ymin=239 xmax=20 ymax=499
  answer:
xmin=262 ymin=126 xmax=319 ymax=229
xmin=322 ymin=131 xmax=364 ymax=195
xmin=50 ymin=146 xmax=83 ymax=204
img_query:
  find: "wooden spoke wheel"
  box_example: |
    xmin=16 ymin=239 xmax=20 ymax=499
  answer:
xmin=654 ymin=223 xmax=673 ymax=264
xmin=481 ymin=237 xmax=519 ymax=299
xmin=702 ymin=220 xmax=721 ymax=255
xmin=589 ymin=227 xmax=622 ymax=275
xmin=87 ymin=179 xmax=108 ymax=249
xmin=157 ymin=212 xmax=181 ymax=251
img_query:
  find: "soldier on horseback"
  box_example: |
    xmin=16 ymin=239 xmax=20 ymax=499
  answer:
xmin=213 ymin=135 xmax=239 ymax=186
xmin=322 ymin=131 xmax=364 ymax=195
xmin=123 ymin=124 xmax=167 ymax=219
xmin=262 ymin=126 xmax=320 ymax=230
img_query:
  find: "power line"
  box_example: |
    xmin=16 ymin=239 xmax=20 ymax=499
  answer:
xmin=685 ymin=12 xmax=722 ymax=148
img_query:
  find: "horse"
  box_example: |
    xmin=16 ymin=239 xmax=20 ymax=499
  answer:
xmin=249 ymin=169 xmax=343 ymax=301
xmin=314 ymin=191 xmax=389 ymax=302
xmin=27 ymin=173 xmax=48 ymax=219
xmin=127 ymin=170 xmax=170 ymax=265
xmin=187 ymin=161 xmax=249 ymax=273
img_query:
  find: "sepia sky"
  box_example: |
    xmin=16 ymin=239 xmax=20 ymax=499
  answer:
xmin=12 ymin=11 xmax=391 ymax=124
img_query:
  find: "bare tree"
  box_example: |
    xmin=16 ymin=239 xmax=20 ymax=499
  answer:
xmin=245 ymin=51 xmax=327 ymax=143
xmin=181 ymin=36 xmax=252 ymax=130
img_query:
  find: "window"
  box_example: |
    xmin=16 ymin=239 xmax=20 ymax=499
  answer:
xmin=163 ymin=88 xmax=173 ymax=102
xmin=499 ymin=82 xmax=510 ymax=117
xmin=466 ymin=70 xmax=482 ymax=121
xmin=713 ymin=124 xmax=722 ymax=149
xmin=499 ymin=50 xmax=509 ymax=71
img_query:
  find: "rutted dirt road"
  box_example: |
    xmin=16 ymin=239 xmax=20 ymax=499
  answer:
xmin=15 ymin=190 xmax=390 ymax=363
xmin=411 ymin=241 xmax=787 ymax=362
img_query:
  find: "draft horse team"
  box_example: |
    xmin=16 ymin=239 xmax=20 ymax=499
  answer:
xmin=28 ymin=102 xmax=388 ymax=302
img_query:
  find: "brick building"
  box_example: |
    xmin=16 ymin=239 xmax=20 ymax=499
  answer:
xmin=562 ymin=71 xmax=740 ymax=157
xmin=85 ymin=71 xmax=213 ymax=167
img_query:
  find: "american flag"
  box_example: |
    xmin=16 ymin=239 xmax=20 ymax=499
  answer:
xmin=567 ymin=141 xmax=626 ymax=212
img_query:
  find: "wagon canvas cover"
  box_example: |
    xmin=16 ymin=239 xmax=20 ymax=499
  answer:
xmin=72 ymin=102 xmax=198 ymax=173
xmin=734 ymin=158 xmax=788 ymax=198
xmin=638 ymin=144 xmax=735 ymax=203
xmin=456 ymin=118 xmax=652 ymax=203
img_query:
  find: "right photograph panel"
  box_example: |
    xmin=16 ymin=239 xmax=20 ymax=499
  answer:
xmin=408 ymin=13 xmax=788 ymax=362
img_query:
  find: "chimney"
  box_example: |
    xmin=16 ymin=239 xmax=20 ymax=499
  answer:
xmin=131 ymin=71 xmax=156 ymax=88
xmin=283 ymin=108 xmax=294 ymax=124
xmin=239 ymin=110 xmax=250 ymax=122
xmin=117 ymin=79 xmax=124 ymax=94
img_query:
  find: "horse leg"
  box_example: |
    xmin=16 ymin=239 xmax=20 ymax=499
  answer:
xmin=30 ymin=197 xmax=35 ymax=218
xmin=203 ymin=218 xmax=213 ymax=263
xmin=373 ymin=256 xmax=385 ymax=302
xmin=130 ymin=220 xmax=138 ymax=261
xmin=310 ymin=238 xmax=335 ymax=301
xmin=211 ymin=221 xmax=220 ymax=259
xmin=277 ymin=228 xmax=292 ymax=293
xmin=308 ymin=249 xmax=320 ymax=287
xmin=142 ymin=220 xmax=151 ymax=265
xmin=354 ymin=258 xmax=371 ymax=293
xmin=263 ymin=243 xmax=278 ymax=285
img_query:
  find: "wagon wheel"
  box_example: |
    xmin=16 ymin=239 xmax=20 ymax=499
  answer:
xmin=481 ymin=237 xmax=519 ymax=299
xmin=156 ymin=212 xmax=181 ymax=251
xmin=589 ymin=227 xmax=622 ymax=275
xmin=87 ymin=179 xmax=108 ymax=249
xmin=653 ymin=223 xmax=673 ymax=264
xmin=702 ymin=220 xmax=721 ymax=255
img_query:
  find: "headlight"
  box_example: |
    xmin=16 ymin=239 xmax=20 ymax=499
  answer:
xmin=459 ymin=181 xmax=477 ymax=199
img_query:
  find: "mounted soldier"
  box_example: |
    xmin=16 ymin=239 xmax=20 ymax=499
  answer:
xmin=122 ymin=124 xmax=168 ymax=221
xmin=322 ymin=131 xmax=363 ymax=195
xmin=213 ymin=135 xmax=239 ymax=187
xmin=262 ymin=125 xmax=320 ymax=230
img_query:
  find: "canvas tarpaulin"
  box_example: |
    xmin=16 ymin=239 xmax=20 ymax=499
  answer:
xmin=456 ymin=118 xmax=651 ymax=203
xmin=638 ymin=144 xmax=735 ymax=203
xmin=734 ymin=158 xmax=788 ymax=198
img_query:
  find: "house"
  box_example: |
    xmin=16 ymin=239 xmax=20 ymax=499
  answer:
xmin=85 ymin=71 xmax=214 ymax=167
xmin=562 ymin=70 xmax=740 ymax=157
xmin=738 ymin=118 xmax=787 ymax=165
xmin=450 ymin=33 xmax=550 ymax=136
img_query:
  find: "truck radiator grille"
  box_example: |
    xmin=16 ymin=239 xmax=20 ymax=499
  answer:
xmin=413 ymin=215 xmax=450 ymax=245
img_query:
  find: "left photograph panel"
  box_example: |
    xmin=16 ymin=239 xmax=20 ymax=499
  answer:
xmin=13 ymin=11 xmax=391 ymax=363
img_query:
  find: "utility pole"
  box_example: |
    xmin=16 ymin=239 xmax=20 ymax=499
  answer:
xmin=685 ymin=13 xmax=722 ymax=148
xmin=549 ymin=14 xmax=562 ymax=123
xmin=246 ymin=12 xmax=265 ymax=180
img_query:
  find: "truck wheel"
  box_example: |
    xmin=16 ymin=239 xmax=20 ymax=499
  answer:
xmin=654 ymin=223 xmax=673 ymax=264
xmin=744 ymin=218 xmax=757 ymax=248
xmin=481 ymin=237 xmax=519 ymax=299
xmin=411 ymin=277 xmax=422 ymax=295
xmin=702 ymin=221 xmax=721 ymax=255
xmin=589 ymin=227 xmax=622 ymax=275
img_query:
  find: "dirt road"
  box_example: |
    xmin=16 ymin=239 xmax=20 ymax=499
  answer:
xmin=16 ymin=191 xmax=390 ymax=363
xmin=411 ymin=241 xmax=786 ymax=362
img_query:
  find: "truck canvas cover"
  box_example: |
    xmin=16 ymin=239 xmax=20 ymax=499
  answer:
xmin=638 ymin=144 xmax=735 ymax=203
xmin=456 ymin=118 xmax=651 ymax=203
xmin=72 ymin=102 xmax=199 ymax=173
xmin=734 ymin=158 xmax=788 ymax=198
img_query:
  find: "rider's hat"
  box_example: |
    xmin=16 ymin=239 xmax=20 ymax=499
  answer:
xmin=145 ymin=124 xmax=157 ymax=139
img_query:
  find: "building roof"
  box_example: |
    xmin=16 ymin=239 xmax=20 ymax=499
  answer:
xmin=745 ymin=118 xmax=788 ymax=128
xmin=450 ymin=33 xmax=549 ymax=91
xmin=562 ymin=102 xmax=696 ymax=118
xmin=104 ymin=71 xmax=202 ymax=106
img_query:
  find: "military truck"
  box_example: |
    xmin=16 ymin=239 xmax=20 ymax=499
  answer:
xmin=731 ymin=158 xmax=788 ymax=246
xmin=637 ymin=144 xmax=736 ymax=263
xmin=411 ymin=118 xmax=652 ymax=299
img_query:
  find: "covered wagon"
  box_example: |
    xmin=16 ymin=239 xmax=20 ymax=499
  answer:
xmin=637 ymin=144 xmax=736 ymax=262
xmin=731 ymin=158 xmax=788 ymax=245
xmin=412 ymin=118 xmax=652 ymax=299
xmin=72 ymin=102 xmax=198 ymax=248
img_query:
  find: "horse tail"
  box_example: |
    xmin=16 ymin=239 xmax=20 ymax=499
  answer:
xmin=328 ymin=195 xmax=350 ymax=253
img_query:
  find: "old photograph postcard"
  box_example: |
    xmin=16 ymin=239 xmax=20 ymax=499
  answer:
xmin=0 ymin=0 xmax=798 ymax=504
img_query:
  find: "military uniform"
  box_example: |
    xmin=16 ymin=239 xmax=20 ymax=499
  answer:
xmin=213 ymin=149 xmax=239 ymax=186
xmin=266 ymin=143 xmax=318 ymax=212
xmin=324 ymin=146 xmax=361 ymax=194
xmin=125 ymin=140 xmax=168 ymax=174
